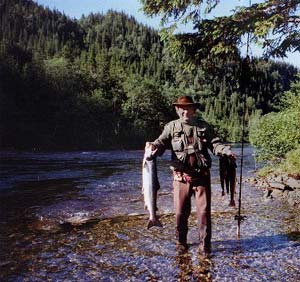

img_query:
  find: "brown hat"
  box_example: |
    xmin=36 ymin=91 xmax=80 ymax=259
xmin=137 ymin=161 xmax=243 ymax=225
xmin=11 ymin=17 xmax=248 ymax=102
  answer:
xmin=173 ymin=96 xmax=200 ymax=107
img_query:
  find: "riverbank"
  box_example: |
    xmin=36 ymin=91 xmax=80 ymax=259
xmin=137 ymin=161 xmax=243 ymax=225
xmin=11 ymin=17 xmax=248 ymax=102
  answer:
xmin=247 ymin=174 xmax=300 ymax=208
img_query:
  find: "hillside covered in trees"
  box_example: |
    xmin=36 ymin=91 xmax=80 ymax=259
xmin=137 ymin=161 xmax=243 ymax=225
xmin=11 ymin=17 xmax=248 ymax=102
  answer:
xmin=0 ymin=0 xmax=299 ymax=150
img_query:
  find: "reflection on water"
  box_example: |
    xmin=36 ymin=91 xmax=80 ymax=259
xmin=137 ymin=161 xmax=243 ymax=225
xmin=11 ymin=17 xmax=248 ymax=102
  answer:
xmin=0 ymin=145 xmax=300 ymax=281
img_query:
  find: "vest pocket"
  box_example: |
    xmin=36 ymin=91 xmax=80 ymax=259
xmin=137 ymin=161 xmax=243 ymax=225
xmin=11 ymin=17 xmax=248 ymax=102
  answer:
xmin=196 ymin=128 xmax=206 ymax=137
xmin=172 ymin=129 xmax=184 ymax=152
xmin=172 ymin=139 xmax=183 ymax=152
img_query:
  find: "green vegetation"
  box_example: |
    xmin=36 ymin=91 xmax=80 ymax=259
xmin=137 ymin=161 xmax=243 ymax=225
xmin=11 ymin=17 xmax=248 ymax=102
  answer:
xmin=249 ymin=80 xmax=300 ymax=177
xmin=0 ymin=0 xmax=299 ymax=150
xmin=140 ymin=0 xmax=300 ymax=176
xmin=141 ymin=0 xmax=300 ymax=67
xmin=280 ymin=147 xmax=300 ymax=178
xmin=256 ymin=146 xmax=300 ymax=178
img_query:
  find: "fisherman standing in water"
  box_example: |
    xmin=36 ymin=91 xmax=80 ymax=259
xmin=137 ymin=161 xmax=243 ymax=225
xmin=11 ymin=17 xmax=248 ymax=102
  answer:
xmin=150 ymin=96 xmax=235 ymax=254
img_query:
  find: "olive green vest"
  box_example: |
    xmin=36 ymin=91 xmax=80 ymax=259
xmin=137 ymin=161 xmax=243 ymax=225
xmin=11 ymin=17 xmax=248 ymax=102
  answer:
xmin=170 ymin=119 xmax=212 ymax=171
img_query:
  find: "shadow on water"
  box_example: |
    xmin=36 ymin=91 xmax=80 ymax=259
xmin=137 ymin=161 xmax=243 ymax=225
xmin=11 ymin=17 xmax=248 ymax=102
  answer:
xmin=0 ymin=178 xmax=82 ymax=222
xmin=214 ymin=232 xmax=300 ymax=254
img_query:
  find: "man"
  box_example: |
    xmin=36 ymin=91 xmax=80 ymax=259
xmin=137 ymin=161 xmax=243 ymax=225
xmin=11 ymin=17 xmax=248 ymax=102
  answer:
xmin=151 ymin=95 xmax=235 ymax=254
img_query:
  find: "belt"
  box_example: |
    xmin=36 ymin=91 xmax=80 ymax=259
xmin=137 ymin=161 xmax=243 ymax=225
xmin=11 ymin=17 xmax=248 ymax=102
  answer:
xmin=173 ymin=170 xmax=209 ymax=183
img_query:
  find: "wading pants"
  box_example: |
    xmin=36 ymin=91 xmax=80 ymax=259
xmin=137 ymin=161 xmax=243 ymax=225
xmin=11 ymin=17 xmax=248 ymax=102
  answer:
xmin=173 ymin=170 xmax=211 ymax=251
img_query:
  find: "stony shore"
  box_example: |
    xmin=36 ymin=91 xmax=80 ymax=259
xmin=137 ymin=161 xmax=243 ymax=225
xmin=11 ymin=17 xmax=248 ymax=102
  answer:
xmin=246 ymin=174 xmax=300 ymax=208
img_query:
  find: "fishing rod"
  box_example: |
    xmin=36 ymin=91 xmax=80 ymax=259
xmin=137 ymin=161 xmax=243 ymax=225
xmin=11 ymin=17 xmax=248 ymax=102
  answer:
xmin=234 ymin=68 xmax=247 ymax=238
xmin=234 ymin=0 xmax=252 ymax=238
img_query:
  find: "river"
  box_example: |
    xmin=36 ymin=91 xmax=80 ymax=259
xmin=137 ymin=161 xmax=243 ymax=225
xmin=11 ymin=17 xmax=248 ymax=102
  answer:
xmin=0 ymin=145 xmax=299 ymax=281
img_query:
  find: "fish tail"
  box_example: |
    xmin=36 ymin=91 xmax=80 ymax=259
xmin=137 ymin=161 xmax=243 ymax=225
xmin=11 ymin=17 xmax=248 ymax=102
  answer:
xmin=147 ymin=218 xmax=163 ymax=229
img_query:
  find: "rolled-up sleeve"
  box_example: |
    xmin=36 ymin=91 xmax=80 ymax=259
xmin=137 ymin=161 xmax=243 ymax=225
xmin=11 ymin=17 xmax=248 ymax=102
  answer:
xmin=206 ymin=126 xmax=232 ymax=156
xmin=152 ymin=122 xmax=172 ymax=156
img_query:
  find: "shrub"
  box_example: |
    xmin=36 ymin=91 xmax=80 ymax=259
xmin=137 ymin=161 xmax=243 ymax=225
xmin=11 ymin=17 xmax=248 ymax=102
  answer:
xmin=249 ymin=80 xmax=300 ymax=161
xmin=279 ymin=146 xmax=300 ymax=178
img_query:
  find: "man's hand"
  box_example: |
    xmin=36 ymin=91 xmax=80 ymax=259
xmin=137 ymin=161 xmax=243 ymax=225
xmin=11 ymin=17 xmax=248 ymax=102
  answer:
xmin=223 ymin=147 xmax=236 ymax=161
xmin=145 ymin=142 xmax=158 ymax=155
xmin=228 ymin=151 xmax=236 ymax=161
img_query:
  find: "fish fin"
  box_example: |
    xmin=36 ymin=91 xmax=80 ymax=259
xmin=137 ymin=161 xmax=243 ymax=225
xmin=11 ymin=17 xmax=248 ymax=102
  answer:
xmin=147 ymin=218 xmax=163 ymax=229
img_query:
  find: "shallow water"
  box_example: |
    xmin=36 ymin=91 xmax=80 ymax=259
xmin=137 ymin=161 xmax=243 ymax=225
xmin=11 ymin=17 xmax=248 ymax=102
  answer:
xmin=0 ymin=146 xmax=299 ymax=281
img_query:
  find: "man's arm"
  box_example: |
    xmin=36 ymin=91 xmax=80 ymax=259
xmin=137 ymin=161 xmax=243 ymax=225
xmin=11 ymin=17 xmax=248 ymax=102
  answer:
xmin=151 ymin=122 xmax=172 ymax=156
xmin=206 ymin=126 xmax=236 ymax=159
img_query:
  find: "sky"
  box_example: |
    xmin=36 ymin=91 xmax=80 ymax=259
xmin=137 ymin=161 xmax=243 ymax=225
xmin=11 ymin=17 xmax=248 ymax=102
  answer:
xmin=33 ymin=0 xmax=299 ymax=68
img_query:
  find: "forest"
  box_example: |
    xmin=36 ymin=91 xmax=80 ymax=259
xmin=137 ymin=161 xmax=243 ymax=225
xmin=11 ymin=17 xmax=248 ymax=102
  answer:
xmin=0 ymin=0 xmax=299 ymax=150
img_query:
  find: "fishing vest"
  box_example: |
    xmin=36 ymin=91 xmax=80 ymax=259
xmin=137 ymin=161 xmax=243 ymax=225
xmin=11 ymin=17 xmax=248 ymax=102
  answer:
xmin=170 ymin=119 xmax=212 ymax=171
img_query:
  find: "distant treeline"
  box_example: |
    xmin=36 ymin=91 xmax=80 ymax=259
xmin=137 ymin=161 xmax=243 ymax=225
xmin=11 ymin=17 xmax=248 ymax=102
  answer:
xmin=0 ymin=0 xmax=298 ymax=150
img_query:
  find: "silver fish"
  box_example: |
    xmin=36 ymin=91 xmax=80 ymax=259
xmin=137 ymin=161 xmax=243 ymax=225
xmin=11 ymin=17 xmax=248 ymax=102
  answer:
xmin=142 ymin=142 xmax=163 ymax=229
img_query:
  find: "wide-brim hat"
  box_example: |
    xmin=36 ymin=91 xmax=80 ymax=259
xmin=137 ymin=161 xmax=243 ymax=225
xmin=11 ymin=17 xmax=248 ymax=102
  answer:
xmin=173 ymin=96 xmax=200 ymax=107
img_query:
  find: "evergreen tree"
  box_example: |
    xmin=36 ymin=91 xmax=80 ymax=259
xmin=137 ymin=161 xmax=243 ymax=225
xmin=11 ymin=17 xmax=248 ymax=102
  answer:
xmin=0 ymin=0 xmax=298 ymax=150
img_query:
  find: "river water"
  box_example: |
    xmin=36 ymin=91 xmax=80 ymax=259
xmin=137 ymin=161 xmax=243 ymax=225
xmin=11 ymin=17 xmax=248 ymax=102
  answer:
xmin=0 ymin=145 xmax=299 ymax=281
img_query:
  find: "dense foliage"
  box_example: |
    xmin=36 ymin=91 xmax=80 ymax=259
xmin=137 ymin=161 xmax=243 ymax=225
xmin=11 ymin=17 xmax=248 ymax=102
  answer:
xmin=0 ymin=0 xmax=298 ymax=150
xmin=249 ymin=79 xmax=300 ymax=161
xmin=141 ymin=0 xmax=300 ymax=66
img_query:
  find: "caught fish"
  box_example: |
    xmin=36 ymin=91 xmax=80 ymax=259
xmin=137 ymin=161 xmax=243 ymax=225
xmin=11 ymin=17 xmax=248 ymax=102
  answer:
xmin=219 ymin=155 xmax=237 ymax=207
xmin=142 ymin=142 xmax=163 ymax=229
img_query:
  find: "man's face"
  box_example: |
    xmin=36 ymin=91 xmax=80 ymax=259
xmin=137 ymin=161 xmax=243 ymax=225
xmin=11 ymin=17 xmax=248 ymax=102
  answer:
xmin=175 ymin=105 xmax=196 ymax=123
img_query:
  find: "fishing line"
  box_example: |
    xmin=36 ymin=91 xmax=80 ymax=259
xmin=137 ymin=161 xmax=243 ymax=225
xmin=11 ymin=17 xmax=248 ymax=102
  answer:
xmin=234 ymin=0 xmax=252 ymax=238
